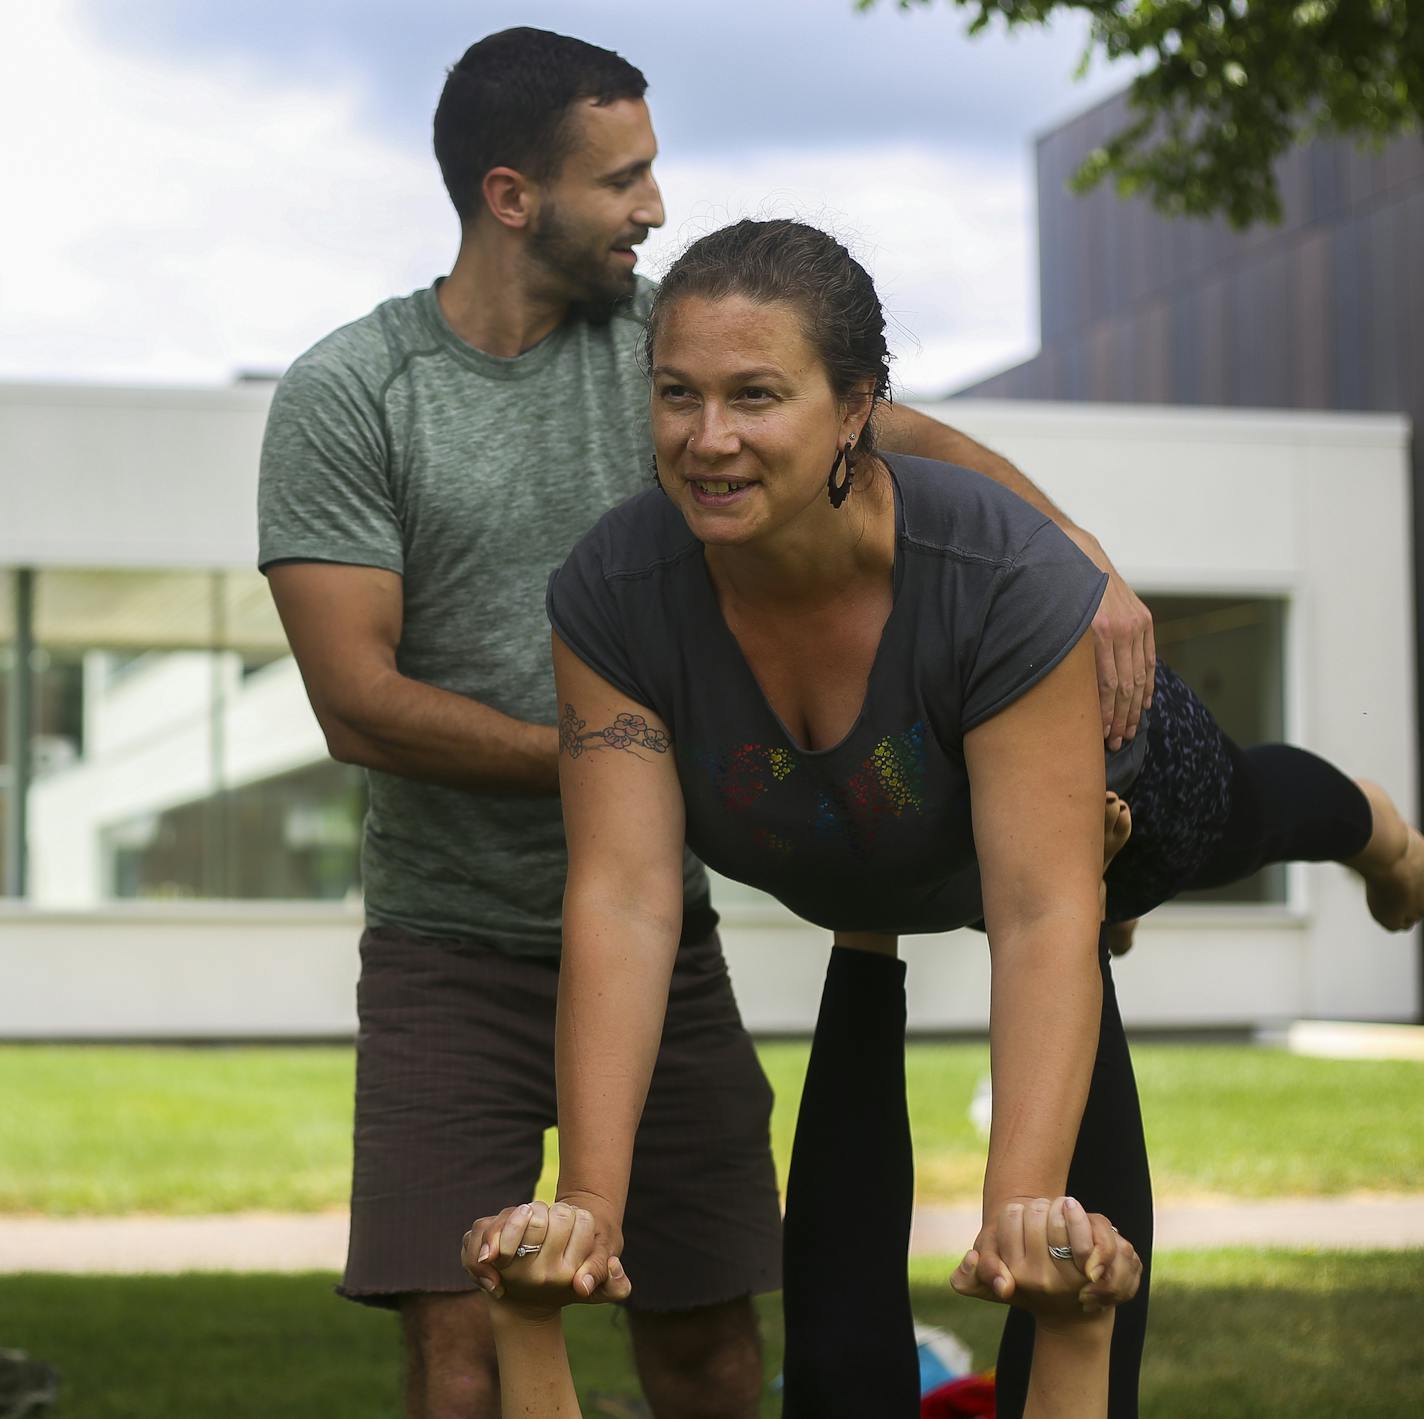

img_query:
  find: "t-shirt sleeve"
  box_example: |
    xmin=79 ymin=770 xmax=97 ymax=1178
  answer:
xmin=257 ymin=354 xmax=403 ymax=574
xmin=546 ymin=533 xmax=656 ymax=711
xmin=960 ymin=520 xmax=1108 ymax=732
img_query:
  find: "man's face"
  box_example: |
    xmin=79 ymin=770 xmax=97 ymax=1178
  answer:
xmin=527 ymin=98 xmax=664 ymax=307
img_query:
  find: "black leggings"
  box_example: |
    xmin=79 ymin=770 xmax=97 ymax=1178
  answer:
xmin=781 ymin=946 xmax=919 ymax=1417
xmin=1190 ymin=741 xmax=1373 ymax=887
xmin=1105 ymin=664 xmax=1373 ymax=922
xmin=780 ymin=938 xmax=1147 ymax=1419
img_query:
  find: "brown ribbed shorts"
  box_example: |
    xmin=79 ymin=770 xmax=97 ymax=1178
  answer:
xmin=339 ymin=923 xmax=783 ymax=1312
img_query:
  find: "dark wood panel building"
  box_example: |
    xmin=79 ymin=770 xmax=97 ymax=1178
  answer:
xmin=961 ymin=91 xmax=1424 ymax=417
xmin=958 ymin=93 xmax=1424 ymax=1011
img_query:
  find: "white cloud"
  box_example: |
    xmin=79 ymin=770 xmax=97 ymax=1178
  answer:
xmin=1 ymin=2 xmax=1038 ymax=394
xmin=1 ymin=1 xmax=452 ymax=383
xmin=647 ymin=144 xmax=1039 ymax=396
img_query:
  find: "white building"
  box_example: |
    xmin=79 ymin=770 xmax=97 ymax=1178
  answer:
xmin=0 ymin=381 xmax=1415 ymax=1036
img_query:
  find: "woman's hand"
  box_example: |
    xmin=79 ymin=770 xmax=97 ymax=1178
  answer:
xmin=951 ymin=1196 xmax=1140 ymax=1319
xmin=462 ymin=1199 xmax=632 ymax=1308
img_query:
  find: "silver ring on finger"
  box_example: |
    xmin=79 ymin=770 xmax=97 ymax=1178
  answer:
xmin=1048 ymin=1244 xmax=1075 ymax=1261
xmin=514 ymin=1243 xmax=542 ymax=1258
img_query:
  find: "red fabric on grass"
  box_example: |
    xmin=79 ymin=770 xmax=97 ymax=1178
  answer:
xmin=921 ymin=1371 xmax=995 ymax=1418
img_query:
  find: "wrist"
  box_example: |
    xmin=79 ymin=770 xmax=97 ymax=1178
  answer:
xmin=982 ymin=1187 xmax=1057 ymax=1219
xmin=554 ymin=1182 xmax=619 ymax=1209
xmin=487 ymin=1297 xmax=565 ymax=1330
xmin=553 ymin=1185 xmax=624 ymax=1234
xmin=1033 ymin=1307 xmax=1116 ymax=1345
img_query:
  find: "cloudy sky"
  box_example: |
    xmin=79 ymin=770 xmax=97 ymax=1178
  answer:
xmin=3 ymin=0 xmax=1136 ymax=397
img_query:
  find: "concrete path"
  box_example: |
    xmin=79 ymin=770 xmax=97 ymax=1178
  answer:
xmin=5 ymin=1197 xmax=1424 ymax=1274
xmin=0 ymin=1211 xmax=352 ymax=1275
xmin=910 ymin=1194 xmax=1424 ymax=1256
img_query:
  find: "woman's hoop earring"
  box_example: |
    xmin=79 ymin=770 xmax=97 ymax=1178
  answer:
xmin=827 ymin=434 xmax=856 ymax=509
xmin=650 ymin=455 xmax=667 ymax=495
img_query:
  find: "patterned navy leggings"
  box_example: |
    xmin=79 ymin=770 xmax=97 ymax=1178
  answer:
xmin=1104 ymin=661 xmax=1373 ymax=923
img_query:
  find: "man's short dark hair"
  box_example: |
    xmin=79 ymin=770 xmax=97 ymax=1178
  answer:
xmin=434 ymin=28 xmax=648 ymax=223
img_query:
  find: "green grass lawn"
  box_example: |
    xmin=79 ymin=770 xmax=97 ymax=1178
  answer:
xmin=1 ymin=1252 xmax=1420 ymax=1418
xmin=2 ymin=1043 xmax=1422 ymax=1214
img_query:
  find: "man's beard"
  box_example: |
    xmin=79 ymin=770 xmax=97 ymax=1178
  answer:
xmin=528 ymin=200 xmax=636 ymax=322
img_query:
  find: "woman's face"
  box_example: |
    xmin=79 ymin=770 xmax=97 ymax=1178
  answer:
xmin=650 ymin=294 xmax=855 ymax=547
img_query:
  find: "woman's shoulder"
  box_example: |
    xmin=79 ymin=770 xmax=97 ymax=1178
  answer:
xmin=884 ymin=450 xmax=1107 ymax=723
xmin=885 ymin=450 xmax=1060 ymax=569
xmin=564 ymin=487 xmax=700 ymax=589
xmin=548 ymin=488 xmax=696 ymax=715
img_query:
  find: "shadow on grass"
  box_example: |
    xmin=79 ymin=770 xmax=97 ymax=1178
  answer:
xmin=908 ymin=1250 xmax=1424 ymax=1419
xmin=1 ymin=1253 xmax=1420 ymax=1418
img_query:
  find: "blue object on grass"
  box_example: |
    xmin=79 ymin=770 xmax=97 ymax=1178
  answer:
xmin=915 ymin=1322 xmax=974 ymax=1395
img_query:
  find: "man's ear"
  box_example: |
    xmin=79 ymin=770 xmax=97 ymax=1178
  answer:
xmin=481 ymin=166 xmax=537 ymax=231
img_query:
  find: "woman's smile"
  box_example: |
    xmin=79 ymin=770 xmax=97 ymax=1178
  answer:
xmin=687 ymin=477 xmax=756 ymax=507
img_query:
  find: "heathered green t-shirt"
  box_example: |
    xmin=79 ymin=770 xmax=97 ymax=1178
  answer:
xmin=257 ymin=277 xmax=715 ymax=956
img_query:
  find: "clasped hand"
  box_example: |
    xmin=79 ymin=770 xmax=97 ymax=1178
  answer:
xmin=462 ymin=1197 xmax=630 ymax=1307
xmin=464 ymin=1192 xmax=1139 ymax=1326
xmin=951 ymin=1195 xmax=1141 ymax=1321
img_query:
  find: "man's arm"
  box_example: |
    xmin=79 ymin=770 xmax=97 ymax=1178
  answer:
xmin=877 ymin=403 xmax=1156 ymax=750
xmin=878 ymin=402 xmax=1069 ymax=523
xmin=267 ymin=561 xmax=559 ymax=795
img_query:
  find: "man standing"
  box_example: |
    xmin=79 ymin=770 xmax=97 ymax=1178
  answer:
xmin=259 ymin=28 xmax=1152 ymax=1419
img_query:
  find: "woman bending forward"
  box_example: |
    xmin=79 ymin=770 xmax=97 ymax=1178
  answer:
xmin=470 ymin=220 xmax=1424 ymax=1419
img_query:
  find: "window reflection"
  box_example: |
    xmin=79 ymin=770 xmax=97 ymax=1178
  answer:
xmin=0 ymin=571 xmax=12 ymax=888
xmin=13 ymin=568 xmax=363 ymax=906
xmin=1144 ymin=594 xmax=1287 ymax=905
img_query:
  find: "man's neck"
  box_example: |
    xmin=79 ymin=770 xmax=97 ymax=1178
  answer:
xmin=437 ymin=232 xmax=570 ymax=358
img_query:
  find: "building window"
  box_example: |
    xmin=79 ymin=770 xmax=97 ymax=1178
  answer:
xmin=104 ymin=759 xmax=364 ymax=902
xmin=1144 ymin=593 xmax=1287 ymax=905
xmin=0 ymin=571 xmax=14 ymax=893
xmin=8 ymin=567 xmax=363 ymax=906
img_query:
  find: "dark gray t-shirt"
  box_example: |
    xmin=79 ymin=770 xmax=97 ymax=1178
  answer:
xmin=547 ymin=454 xmax=1108 ymax=935
xmin=258 ymin=277 xmax=714 ymax=956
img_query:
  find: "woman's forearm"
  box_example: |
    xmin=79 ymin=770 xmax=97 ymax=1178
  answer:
xmin=554 ymin=888 xmax=681 ymax=1216
xmin=984 ymin=914 xmax=1101 ymax=1213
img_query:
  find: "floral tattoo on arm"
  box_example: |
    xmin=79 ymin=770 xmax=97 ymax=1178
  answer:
xmin=560 ymin=704 xmax=670 ymax=761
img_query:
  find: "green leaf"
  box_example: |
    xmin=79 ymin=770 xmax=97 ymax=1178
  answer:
xmin=855 ymin=0 xmax=1424 ymax=228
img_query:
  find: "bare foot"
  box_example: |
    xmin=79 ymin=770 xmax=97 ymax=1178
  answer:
xmin=1099 ymin=792 xmax=1133 ymax=923
xmin=1101 ymin=793 xmax=1138 ymax=952
xmin=1348 ymin=780 xmax=1424 ymax=931
xmin=1105 ymin=917 xmax=1140 ymax=957
xmin=1103 ymin=792 xmax=1132 ymax=871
